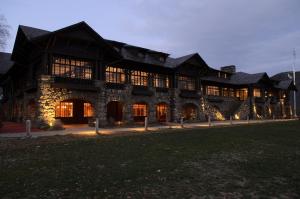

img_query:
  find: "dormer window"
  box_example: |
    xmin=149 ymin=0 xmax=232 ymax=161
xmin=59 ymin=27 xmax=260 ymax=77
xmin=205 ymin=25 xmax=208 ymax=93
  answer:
xmin=159 ymin=56 xmax=165 ymax=62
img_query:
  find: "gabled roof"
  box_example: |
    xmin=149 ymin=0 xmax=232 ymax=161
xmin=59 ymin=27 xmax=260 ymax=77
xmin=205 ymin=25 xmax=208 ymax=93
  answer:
xmin=274 ymin=79 xmax=295 ymax=90
xmin=0 ymin=52 xmax=14 ymax=74
xmin=19 ymin=25 xmax=50 ymax=40
xmin=166 ymin=53 xmax=208 ymax=68
xmin=271 ymin=71 xmax=293 ymax=81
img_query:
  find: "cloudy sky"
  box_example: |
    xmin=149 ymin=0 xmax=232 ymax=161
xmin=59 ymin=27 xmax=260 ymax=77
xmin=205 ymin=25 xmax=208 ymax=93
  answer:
xmin=1 ymin=0 xmax=299 ymax=75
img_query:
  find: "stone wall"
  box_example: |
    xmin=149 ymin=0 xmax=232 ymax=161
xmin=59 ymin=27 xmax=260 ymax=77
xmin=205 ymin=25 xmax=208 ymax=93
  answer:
xmin=7 ymin=75 xmax=293 ymax=127
xmin=36 ymin=75 xmax=98 ymax=127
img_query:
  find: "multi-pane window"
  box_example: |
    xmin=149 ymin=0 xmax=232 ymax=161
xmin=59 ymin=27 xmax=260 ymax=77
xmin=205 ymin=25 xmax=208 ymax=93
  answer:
xmin=55 ymin=102 xmax=73 ymax=117
xmin=133 ymin=103 xmax=148 ymax=116
xmin=105 ymin=66 xmax=126 ymax=83
xmin=206 ymin=86 xmax=220 ymax=96
xmin=236 ymin=88 xmax=248 ymax=100
xmin=153 ymin=74 xmax=169 ymax=88
xmin=52 ymin=56 xmax=93 ymax=79
xmin=84 ymin=103 xmax=93 ymax=117
xmin=222 ymin=88 xmax=234 ymax=97
xmin=156 ymin=103 xmax=168 ymax=122
xmin=131 ymin=71 xmax=148 ymax=86
xmin=178 ymin=76 xmax=196 ymax=90
xmin=253 ymin=88 xmax=261 ymax=97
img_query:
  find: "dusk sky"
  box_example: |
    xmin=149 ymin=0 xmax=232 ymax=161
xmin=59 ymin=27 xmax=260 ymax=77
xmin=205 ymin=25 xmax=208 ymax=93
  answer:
xmin=1 ymin=0 xmax=299 ymax=75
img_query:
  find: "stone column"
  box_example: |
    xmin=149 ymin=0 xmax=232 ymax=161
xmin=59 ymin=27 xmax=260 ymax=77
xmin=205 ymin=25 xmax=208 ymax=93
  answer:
xmin=123 ymin=84 xmax=133 ymax=124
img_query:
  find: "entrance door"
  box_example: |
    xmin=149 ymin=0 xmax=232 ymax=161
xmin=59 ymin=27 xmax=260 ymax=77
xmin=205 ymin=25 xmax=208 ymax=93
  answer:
xmin=107 ymin=101 xmax=123 ymax=123
xmin=182 ymin=104 xmax=198 ymax=120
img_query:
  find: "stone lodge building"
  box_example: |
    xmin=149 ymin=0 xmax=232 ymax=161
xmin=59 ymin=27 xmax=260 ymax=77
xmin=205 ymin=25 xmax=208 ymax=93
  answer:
xmin=0 ymin=22 xmax=297 ymax=128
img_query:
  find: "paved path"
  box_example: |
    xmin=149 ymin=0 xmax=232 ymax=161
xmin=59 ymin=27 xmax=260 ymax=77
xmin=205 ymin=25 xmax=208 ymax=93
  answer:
xmin=0 ymin=119 xmax=297 ymax=138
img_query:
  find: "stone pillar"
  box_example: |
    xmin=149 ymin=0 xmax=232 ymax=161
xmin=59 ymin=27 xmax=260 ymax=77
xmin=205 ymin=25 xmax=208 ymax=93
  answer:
xmin=170 ymin=88 xmax=180 ymax=122
xmin=96 ymin=81 xmax=107 ymax=126
xmin=123 ymin=84 xmax=133 ymax=124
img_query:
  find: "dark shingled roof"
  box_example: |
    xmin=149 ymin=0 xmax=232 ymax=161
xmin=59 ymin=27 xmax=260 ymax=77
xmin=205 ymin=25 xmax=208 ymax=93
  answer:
xmin=0 ymin=52 xmax=14 ymax=74
xmin=201 ymin=72 xmax=268 ymax=85
xmin=15 ymin=23 xmax=208 ymax=70
xmin=19 ymin=25 xmax=50 ymax=40
xmin=274 ymin=79 xmax=294 ymax=90
xmin=230 ymin=72 xmax=267 ymax=84
xmin=271 ymin=71 xmax=293 ymax=81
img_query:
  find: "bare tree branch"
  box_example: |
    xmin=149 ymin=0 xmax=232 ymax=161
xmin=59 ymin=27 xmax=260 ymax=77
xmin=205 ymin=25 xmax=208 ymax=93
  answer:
xmin=0 ymin=15 xmax=10 ymax=51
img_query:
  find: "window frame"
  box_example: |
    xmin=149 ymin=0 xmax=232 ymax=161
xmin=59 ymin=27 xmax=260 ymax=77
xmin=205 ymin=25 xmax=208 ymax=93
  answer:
xmin=206 ymin=86 xmax=220 ymax=96
xmin=153 ymin=74 xmax=169 ymax=88
xmin=105 ymin=66 xmax=126 ymax=84
xmin=131 ymin=70 xmax=149 ymax=86
xmin=178 ymin=76 xmax=196 ymax=90
xmin=52 ymin=56 xmax=93 ymax=80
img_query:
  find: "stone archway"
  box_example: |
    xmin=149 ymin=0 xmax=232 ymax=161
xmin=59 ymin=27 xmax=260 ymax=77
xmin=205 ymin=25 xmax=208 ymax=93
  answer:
xmin=182 ymin=103 xmax=198 ymax=121
xmin=107 ymin=101 xmax=123 ymax=124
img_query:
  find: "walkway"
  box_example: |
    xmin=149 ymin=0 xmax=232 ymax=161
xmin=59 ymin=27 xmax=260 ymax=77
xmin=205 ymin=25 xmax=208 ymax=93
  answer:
xmin=0 ymin=119 xmax=296 ymax=139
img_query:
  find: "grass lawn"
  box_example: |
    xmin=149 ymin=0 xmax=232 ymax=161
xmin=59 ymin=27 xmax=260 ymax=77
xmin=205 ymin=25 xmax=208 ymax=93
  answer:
xmin=1 ymin=121 xmax=300 ymax=198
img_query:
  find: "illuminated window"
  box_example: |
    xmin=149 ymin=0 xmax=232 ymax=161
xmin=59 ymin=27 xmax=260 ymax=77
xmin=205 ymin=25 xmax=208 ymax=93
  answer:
xmin=178 ymin=76 xmax=196 ymax=90
xmin=133 ymin=103 xmax=148 ymax=116
xmin=236 ymin=88 xmax=248 ymax=100
xmin=153 ymin=74 xmax=169 ymax=88
xmin=131 ymin=71 xmax=148 ymax=86
xmin=156 ymin=103 xmax=168 ymax=122
xmin=105 ymin=66 xmax=126 ymax=83
xmin=207 ymin=86 xmax=220 ymax=96
xmin=84 ymin=103 xmax=93 ymax=117
xmin=222 ymin=88 xmax=234 ymax=97
xmin=55 ymin=102 xmax=73 ymax=117
xmin=253 ymin=88 xmax=261 ymax=97
xmin=52 ymin=56 xmax=93 ymax=79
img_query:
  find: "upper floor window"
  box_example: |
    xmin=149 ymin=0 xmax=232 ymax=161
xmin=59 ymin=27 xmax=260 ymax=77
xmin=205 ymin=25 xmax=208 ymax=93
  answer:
xmin=222 ymin=87 xmax=234 ymax=97
xmin=52 ymin=56 xmax=93 ymax=79
xmin=253 ymin=88 xmax=261 ymax=97
xmin=178 ymin=76 xmax=196 ymax=90
xmin=207 ymin=86 xmax=220 ymax=96
xmin=153 ymin=74 xmax=169 ymax=88
xmin=106 ymin=66 xmax=126 ymax=84
xmin=236 ymin=88 xmax=248 ymax=100
xmin=131 ymin=71 xmax=148 ymax=86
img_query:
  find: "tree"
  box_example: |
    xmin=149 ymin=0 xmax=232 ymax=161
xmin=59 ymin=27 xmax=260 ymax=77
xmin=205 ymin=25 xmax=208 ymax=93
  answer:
xmin=0 ymin=15 xmax=10 ymax=51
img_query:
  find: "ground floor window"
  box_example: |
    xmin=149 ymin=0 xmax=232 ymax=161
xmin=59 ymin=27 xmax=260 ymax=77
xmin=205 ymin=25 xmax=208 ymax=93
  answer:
xmin=55 ymin=102 xmax=73 ymax=117
xmin=156 ymin=103 xmax=168 ymax=122
xmin=133 ymin=103 xmax=147 ymax=116
xmin=84 ymin=103 xmax=93 ymax=117
xmin=133 ymin=103 xmax=148 ymax=122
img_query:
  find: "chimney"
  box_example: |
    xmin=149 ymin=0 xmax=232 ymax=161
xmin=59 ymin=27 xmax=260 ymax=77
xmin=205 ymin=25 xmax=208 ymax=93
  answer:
xmin=220 ymin=65 xmax=236 ymax=73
